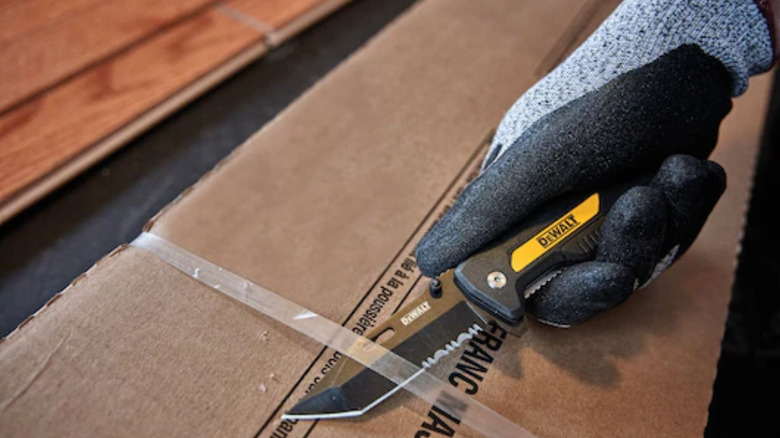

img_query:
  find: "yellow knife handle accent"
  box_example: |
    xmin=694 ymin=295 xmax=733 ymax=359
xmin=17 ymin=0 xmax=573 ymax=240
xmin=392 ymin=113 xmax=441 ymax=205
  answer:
xmin=510 ymin=193 xmax=601 ymax=272
xmin=451 ymin=175 xmax=648 ymax=326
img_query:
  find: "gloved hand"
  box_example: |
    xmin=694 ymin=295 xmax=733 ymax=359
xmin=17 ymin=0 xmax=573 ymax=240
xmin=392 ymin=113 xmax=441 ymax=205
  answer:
xmin=415 ymin=0 xmax=776 ymax=327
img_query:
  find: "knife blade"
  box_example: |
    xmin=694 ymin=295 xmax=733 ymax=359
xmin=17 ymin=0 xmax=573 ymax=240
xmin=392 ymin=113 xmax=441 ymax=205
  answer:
xmin=285 ymin=270 xmax=487 ymax=419
xmin=285 ymin=177 xmax=642 ymax=420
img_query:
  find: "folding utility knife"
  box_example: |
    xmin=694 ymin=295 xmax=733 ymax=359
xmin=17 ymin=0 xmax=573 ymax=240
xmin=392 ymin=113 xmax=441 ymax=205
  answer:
xmin=285 ymin=180 xmax=634 ymax=420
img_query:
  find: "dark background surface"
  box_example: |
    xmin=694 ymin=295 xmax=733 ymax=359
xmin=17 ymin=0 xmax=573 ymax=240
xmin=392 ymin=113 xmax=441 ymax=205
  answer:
xmin=0 ymin=0 xmax=777 ymax=435
xmin=705 ymin=68 xmax=780 ymax=437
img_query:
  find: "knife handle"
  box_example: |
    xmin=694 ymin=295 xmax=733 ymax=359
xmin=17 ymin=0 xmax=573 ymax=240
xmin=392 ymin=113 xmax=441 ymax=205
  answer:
xmin=451 ymin=175 xmax=648 ymax=327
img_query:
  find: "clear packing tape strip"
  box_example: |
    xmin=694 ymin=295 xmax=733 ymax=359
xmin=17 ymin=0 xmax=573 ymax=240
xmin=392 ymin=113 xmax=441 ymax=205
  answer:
xmin=131 ymin=232 xmax=536 ymax=438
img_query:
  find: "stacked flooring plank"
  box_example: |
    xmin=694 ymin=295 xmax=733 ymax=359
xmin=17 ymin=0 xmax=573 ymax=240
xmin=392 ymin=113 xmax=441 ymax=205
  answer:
xmin=0 ymin=0 xmax=352 ymax=224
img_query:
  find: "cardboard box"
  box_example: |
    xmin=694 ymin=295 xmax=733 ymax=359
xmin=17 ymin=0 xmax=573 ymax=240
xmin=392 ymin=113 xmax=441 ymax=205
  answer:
xmin=0 ymin=0 xmax=773 ymax=436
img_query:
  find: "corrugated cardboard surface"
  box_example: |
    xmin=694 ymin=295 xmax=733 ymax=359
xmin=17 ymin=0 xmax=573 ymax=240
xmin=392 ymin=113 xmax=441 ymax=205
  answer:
xmin=0 ymin=0 xmax=773 ymax=436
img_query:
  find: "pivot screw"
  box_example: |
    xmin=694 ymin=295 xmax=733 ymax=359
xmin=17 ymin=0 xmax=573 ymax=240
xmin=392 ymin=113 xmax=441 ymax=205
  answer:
xmin=429 ymin=278 xmax=443 ymax=298
xmin=487 ymin=271 xmax=507 ymax=289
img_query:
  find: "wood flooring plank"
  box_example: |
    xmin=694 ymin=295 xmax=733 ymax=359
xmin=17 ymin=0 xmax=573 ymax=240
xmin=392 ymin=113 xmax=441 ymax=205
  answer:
xmin=0 ymin=0 xmax=216 ymax=113
xmin=0 ymin=0 xmax=102 ymax=45
xmin=0 ymin=8 xmax=264 ymax=206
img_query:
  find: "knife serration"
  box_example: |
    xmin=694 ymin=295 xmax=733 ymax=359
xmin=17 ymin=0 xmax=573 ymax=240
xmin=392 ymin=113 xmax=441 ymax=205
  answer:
xmin=523 ymin=268 xmax=563 ymax=299
xmin=421 ymin=323 xmax=481 ymax=368
xmin=284 ymin=271 xmax=487 ymax=420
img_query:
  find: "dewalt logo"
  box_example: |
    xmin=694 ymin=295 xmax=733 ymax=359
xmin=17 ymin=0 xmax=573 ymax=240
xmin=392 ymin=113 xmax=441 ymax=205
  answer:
xmin=510 ymin=194 xmax=601 ymax=272
xmin=536 ymin=214 xmax=579 ymax=248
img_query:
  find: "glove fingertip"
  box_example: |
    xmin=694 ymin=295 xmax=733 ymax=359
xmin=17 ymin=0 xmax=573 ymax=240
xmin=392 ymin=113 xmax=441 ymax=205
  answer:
xmin=597 ymin=185 xmax=668 ymax=282
xmin=705 ymin=160 xmax=727 ymax=194
xmin=527 ymin=262 xmax=635 ymax=327
xmin=415 ymin=234 xmax=447 ymax=278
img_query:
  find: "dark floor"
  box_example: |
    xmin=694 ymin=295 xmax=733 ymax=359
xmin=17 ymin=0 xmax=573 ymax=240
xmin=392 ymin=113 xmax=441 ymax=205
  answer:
xmin=0 ymin=0 xmax=777 ymax=435
xmin=705 ymin=69 xmax=780 ymax=437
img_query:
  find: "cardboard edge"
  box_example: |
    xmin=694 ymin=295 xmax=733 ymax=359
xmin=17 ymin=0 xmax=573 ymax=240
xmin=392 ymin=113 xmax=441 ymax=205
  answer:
xmin=700 ymin=71 xmax=776 ymax=428
xmin=707 ymin=69 xmax=775 ymax=345
xmin=0 ymin=39 xmax=269 ymax=227
xmin=731 ymin=73 xmax=775 ymax=262
xmin=0 ymin=244 xmax=130 ymax=344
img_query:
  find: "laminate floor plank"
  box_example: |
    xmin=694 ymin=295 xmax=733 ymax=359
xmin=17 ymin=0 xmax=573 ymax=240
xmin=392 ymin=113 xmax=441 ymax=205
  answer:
xmin=0 ymin=0 xmax=217 ymax=112
xmin=0 ymin=8 xmax=264 ymax=207
xmin=0 ymin=0 xmax=102 ymax=44
xmin=0 ymin=0 xmax=354 ymax=224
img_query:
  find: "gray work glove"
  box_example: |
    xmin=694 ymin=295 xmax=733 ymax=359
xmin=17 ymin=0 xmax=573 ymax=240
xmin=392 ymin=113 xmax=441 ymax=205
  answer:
xmin=415 ymin=0 xmax=776 ymax=327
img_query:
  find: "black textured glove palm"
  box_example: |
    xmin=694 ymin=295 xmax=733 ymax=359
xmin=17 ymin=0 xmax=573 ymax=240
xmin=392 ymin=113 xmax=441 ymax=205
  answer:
xmin=415 ymin=0 xmax=777 ymax=327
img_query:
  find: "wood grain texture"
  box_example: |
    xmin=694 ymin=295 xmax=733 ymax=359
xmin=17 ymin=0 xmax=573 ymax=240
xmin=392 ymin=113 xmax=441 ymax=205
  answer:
xmin=0 ymin=0 xmax=215 ymax=112
xmin=0 ymin=9 xmax=263 ymax=205
xmin=0 ymin=0 xmax=100 ymax=44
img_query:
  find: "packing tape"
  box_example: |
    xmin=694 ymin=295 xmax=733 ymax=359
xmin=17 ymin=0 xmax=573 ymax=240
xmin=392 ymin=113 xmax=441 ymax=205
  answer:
xmin=131 ymin=232 xmax=536 ymax=438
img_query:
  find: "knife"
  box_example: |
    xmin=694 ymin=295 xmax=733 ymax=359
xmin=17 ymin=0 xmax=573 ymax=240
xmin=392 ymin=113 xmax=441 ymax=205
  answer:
xmin=285 ymin=177 xmax=639 ymax=420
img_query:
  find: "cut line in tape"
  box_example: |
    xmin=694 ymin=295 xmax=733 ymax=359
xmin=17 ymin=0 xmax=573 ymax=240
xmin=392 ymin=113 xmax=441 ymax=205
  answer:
xmin=131 ymin=232 xmax=536 ymax=438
